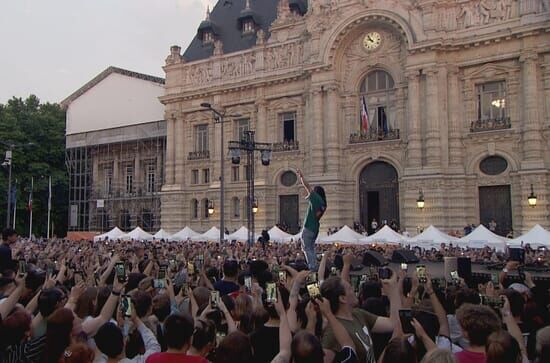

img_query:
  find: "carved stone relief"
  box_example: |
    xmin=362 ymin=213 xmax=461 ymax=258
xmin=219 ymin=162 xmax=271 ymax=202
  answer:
xmin=264 ymin=42 xmax=304 ymax=71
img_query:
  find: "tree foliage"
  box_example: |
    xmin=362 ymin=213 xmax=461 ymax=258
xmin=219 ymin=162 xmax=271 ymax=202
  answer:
xmin=0 ymin=95 xmax=68 ymax=237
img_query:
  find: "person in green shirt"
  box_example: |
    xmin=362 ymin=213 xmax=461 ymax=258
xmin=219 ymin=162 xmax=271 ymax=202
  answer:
xmin=296 ymin=169 xmax=327 ymax=270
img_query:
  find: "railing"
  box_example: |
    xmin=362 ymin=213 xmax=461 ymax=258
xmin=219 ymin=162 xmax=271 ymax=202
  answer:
xmin=272 ymin=140 xmax=300 ymax=152
xmin=470 ymin=117 xmax=511 ymax=132
xmin=188 ymin=150 xmax=210 ymax=160
xmin=349 ymin=129 xmax=400 ymax=144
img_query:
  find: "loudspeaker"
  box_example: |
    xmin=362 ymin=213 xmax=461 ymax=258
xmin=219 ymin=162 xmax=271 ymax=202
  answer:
xmin=363 ymin=250 xmax=388 ymax=266
xmin=444 ymin=257 xmax=458 ymax=280
xmin=457 ymin=257 xmax=472 ymax=282
xmin=391 ymin=249 xmax=419 ymax=264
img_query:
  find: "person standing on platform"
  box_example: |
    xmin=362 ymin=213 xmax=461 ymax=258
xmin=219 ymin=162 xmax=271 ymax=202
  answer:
xmin=296 ymin=169 xmax=327 ymax=270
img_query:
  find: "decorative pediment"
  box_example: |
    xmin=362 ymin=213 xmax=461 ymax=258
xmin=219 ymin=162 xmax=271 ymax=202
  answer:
xmin=464 ymin=62 xmax=518 ymax=81
xmin=267 ymin=96 xmax=304 ymax=110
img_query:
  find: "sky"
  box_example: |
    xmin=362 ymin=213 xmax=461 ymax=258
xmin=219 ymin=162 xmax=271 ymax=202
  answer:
xmin=0 ymin=0 xmax=217 ymax=104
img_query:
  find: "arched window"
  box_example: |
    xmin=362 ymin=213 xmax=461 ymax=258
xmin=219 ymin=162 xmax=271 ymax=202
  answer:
xmin=202 ymin=198 xmax=210 ymax=219
xmin=356 ymin=70 xmax=397 ymax=140
xmin=232 ymin=197 xmax=241 ymax=218
xmin=191 ymin=199 xmax=199 ymax=219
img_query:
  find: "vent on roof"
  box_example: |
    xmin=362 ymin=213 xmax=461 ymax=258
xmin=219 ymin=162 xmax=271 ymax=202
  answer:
xmin=238 ymin=0 xmax=259 ymax=35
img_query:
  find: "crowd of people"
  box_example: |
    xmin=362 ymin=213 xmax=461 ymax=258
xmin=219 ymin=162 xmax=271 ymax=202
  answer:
xmin=1 ymin=226 xmax=549 ymax=363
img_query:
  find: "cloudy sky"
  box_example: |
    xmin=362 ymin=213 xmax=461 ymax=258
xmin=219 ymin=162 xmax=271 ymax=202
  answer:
xmin=0 ymin=0 xmax=216 ymax=103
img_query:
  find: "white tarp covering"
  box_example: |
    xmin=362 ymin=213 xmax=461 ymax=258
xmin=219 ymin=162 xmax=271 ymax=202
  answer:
xmin=227 ymin=226 xmax=258 ymax=242
xmin=268 ymin=226 xmax=294 ymax=243
xmin=318 ymin=225 xmax=364 ymax=244
xmin=93 ymin=227 xmax=126 ymax=242
xmin=360 ymin=225 xmax=404 ymax=245
xmin=406 ymin=225 xmax=459 ymax=249
xmin=171 ymin=227 xmax=200 ymax=241
xmin=120 ymin=227 xmax=154 ymax=241
xmin=458 ymin=224 xmax=508 ymax=251
xmin=191 ymin=227 xmax=228 ymax=242
xmin=153 ymin=229 xmax=173 ymax=240
xmin=508 ymin=224 xmax=550 ymax=248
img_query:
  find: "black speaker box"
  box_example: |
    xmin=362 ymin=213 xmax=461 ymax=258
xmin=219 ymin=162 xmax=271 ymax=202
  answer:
xmin=457 ymin=257 xmax=472 ymax=282
xmin=362 ymin=250 xmax=388 ymax=266
xmin=391 ymin=249 xmax=419 ymax=264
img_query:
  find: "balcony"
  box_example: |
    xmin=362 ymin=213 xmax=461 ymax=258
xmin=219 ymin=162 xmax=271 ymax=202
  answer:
xmin=470 ymin=117 xmax=511 ymax=133
xmin=349 ymin=129 xmax=400 ymax=144
xmin=188 ymin=150 xmax=210 ymax=160
xmin=272 ymin=140 xmax=300 ymax=152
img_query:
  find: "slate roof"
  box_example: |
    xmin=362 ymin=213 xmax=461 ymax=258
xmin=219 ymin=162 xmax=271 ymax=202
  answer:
xmin=183 ymin=0 xmax=307 ymax=62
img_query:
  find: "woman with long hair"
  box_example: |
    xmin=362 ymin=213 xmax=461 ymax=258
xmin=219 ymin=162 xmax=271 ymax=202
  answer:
xmin=296 ymin=169 xmax=327 ymax=270
xmin=42 ymin=308 xmax=76 ymax=363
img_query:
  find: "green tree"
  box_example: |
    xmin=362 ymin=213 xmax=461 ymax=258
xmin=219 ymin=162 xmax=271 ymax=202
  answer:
xmin=0 ymin=95 xmax=68 ymax=237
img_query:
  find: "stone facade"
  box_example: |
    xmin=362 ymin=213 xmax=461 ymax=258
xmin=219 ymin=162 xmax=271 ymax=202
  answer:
xmin=160 ymin=0 xmax=550 ymax=236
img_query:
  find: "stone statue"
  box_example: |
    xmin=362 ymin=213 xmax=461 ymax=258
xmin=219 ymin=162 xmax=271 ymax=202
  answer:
xmin=256 ymin=29 xmax=266 ymax=45
xmin=213 ymin=40 xmax=223 ymax=56
xmin=458 ymin=4 xmax=475 ymax=28
xmin=479 ymin=0 xmax=492 ymax=24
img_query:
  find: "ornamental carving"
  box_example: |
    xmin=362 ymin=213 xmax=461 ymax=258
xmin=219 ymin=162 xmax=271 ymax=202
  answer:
xmin=183 ymin=64 xmax=213 ymax=85
xmin=265 ymin=42 xmax=304 ymax=71
xmin=221 ymin=54 xmax=256 ymax=79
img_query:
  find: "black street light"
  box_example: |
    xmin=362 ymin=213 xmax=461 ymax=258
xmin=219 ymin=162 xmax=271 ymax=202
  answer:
xmin=228 ymin=130 xmax=271 ymax=246
xmin=200 ymin=103 xmax=241 ymax=243
xmin=1 ymin=141 xmax=33 ymax=228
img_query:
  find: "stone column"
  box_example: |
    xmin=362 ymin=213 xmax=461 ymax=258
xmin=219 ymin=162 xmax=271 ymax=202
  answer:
xmin=425 ymin=69 xmax=441 ymax=168
xmin=447 ymin=66 xmax=463 ymax=168
xmin=311 ymin=87 xmax=324 ymax=174
xmin=543 ymin=59 xmax=550 ymax=128
xmin=520 ymin=52 xmax=543 ymax=163
xmin=174 ymin=117 xmax=185 ymax=185
xmin=165 ymin=116 xmax=176 ymax=185
xmin=134 ymin=147 xmax=140 ymax=192
xmin=406 ymin=71 xmax=422 ymax=168
xmin=113 ymin=153 xmax=119 ymax=192
xmin=326 ymin=85 xmax=339 ymax=174
xmin=256 ymin=99 xmax=268 ymax=143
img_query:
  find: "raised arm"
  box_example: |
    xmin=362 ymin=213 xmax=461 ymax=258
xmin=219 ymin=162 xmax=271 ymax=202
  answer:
xmin=288 ymin=271 xmax=308 ymax=333
xmin=82 ymin=279 xmax=124 ymax=337
xmin=425 ymin=274 xmax=450 ymax=337
xmin=501 ymin=296 xmax=527 ymax=359
xmin=296 ymin=169 xmax=312 ymax=194
xmin=318 ymin=297 xmax=356 ymax=350
xmin=372 ymin=269 xmax=401 ymax=334
xmin=341 ymin=254 xmax=352 ymax=284
xmin=0 ymin=274 xmax=25 ymax=319
xmin=272 ymin=289 xmax=292 ymax=363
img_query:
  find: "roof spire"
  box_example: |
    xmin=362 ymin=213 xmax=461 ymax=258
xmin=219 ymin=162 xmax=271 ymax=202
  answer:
xmin=205 ymin=5 xmax=211 ymax=20
xmin=245 ymin=0 xmax=251 ymax=9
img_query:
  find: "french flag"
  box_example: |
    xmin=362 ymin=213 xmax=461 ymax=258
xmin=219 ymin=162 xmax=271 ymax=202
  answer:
xmin=361 ymin=96 xmax=370 ymax=134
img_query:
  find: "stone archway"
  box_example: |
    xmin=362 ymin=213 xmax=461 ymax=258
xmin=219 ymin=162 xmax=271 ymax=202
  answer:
xmin=359 ymin=161 xmax=399 ymax=233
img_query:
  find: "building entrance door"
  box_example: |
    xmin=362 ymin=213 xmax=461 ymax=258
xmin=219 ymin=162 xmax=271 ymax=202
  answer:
xmin=279 ymin=195 xmax=300 ymax=234
xmin=478 ymin=185 xmax=512 ymax=236
xmin=359 ymin=161 xmax=400 ymax=234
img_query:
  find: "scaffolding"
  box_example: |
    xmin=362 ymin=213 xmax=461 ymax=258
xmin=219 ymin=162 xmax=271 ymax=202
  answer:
xmin=66 ymin=122 xmax=165 ymax=233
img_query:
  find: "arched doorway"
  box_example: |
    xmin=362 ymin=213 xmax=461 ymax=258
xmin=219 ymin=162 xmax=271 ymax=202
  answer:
xmin=359 ymin=161 xmax=400 ymax=234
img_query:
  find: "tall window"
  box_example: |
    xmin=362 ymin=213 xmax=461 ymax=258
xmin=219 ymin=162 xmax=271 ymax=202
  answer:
xmin=146 ymin=163 xmax=156 ymax=193
xmin=232 ymin=197 xmax=241 ymax=218
xmin=195 ymin=124 xmax=209 ymax=152
xmin=235 ymin=118 xmax=250 ymax=140
xmin=232 ymin=166 xmax=240 ymax=182
xmin=477 ymin=81 xmax=506 ymax=120
xmin=280 ymin=112 xmax=296 ymax=142
xmin=242 ymin=19 xmax=255 ymax=34
xmin=203 ymin=199 xmax=210 ymax=219
xmin=191 ymin=199 xmax=199 ymax=219
xmin=141 ymin=209 xmax=153 ymax=231
xmin=203 ymin=31 xmax=214 ymax=44
xmin=103 ymin=166 xmax=112 ymax=195
xmin=120 ymin=209 xmax=131 ymax=231
xmin=360 ymin=70 xmax=395 ymax=133
xmin=125 ymin=165 xmax=134 ymax=194
xmin=191 ymin=170 xmax=199 ymax=185
xmin=203 ymin=169 xmax=210 ymax=184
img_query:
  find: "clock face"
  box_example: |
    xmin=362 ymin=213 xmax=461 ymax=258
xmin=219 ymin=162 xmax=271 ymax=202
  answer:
xmin=363 ymin=32 xmax=382 ymax=51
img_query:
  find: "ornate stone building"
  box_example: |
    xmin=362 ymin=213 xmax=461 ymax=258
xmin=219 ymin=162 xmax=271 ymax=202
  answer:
xmin=161 ymin=0 xmax=550 ymax=236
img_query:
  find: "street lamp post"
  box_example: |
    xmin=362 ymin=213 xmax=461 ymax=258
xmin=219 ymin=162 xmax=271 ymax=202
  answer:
xmin=1 ymin=141 xmax=33 ymax=228
xmin=228 ymin=130 xmax=271 ymax=247
xmin=200 ymin=103 xmax=241 ymax=244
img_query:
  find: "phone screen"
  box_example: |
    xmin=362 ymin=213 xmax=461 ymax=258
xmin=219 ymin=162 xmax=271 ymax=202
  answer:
xmin=266 ymin=282 xmax=277 ymax=303
xmin=306 ymin=273 xmax=317 ymax=284
xmin=158 ymin=266 xmax=167 ymax=280
xmin=306 ymin=282 xmax=321 ymax=300
xmin=399 ymin=309 xmax=415 ymax=334
xmin=278 ymin=271 xmax=287 ymax=284
xmin=491 ymin=273 xmax=499 ymax=286
xmin=378 ymin=268 xmax=391 ymax=280
xmin=153 ymin=279 xmax=165 ymax=289
xmin=210 ymin=290 xmax=220 ymax=308
xmin=400 ymin=263 xmax=408 ymax=271
xmin=450 ymin=270 xmax=459 ymax=280
xmin=18 ymin=259 xmax=27 ymax=275
xmin=187 ymin=262 xmax=195 ymax=275
xmin=480 ymin=295 xmax=504 ymax=309
xmin=416 ymin=265 xmax=427 ymax=283
xmin=245 ymin=276 xmax=252 ymax=292
xmin=122 ymin=296 xmax=132 ymax=317
xmin=115 ymin=262 xmax=126 ymax=282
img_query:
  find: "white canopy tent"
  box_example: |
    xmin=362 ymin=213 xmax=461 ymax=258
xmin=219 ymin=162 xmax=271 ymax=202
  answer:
xmin=283 ymin=231 xmax=302 ymax=243
xmin=171 ymin=227 xmax=200 ymax=241
xmin=458 ymin=224 xmax=508 ymax=251
xmin=120 ymin=227 xmax=154 ymax=241
xmin=153 ymin=229 xmax=173 ymax=240
xmin=93 ymin=227 xmax=126 ymax=242
xmin=405 ymin=225 xmax=459 ymax=249
xmin=360 ymin=225 xmax=404 ymax=245
xmin=191 ymin=227 xmax=228 ymax=242
xmin=318 ymin=225 xmax=364 ymax=245
xmin=508 ymin=224 xmax=550 ymax=248
xmin=267 ymin=226 xmax=293 ymax=243
xmin=227 ymin=226 xmax=259 ymax=242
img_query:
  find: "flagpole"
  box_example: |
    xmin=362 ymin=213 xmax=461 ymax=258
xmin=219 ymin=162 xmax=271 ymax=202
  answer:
xmin=12 ymin=179 xmax=16 ymax=229
xmin=47 ymin=176 xmax=51 ymax=239
xmin=29 ymin=177 xmax=33 ymax=239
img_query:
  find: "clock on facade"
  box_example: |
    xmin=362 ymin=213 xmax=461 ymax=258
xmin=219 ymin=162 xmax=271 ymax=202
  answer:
xmin=363 ymin=32 xmax=382 ymax=50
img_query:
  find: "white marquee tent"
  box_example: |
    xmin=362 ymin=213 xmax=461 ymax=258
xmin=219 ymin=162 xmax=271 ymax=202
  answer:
xmin=153 ymin=229 xmax=173 ymax=240
xmin=191 ymin=227 xmax=228 ymax=242
xmin=405 ymin=225 xmax=459 ymax=249
xmin=458 ymin=224 xmax=508 ymax=251
xmin=121 ymin=227 xmax=154 ymax=241
xmin=508 ymin=224 xmax=550 ymax=248
xmin=227 ymin=226 xmax=259 ymax=242
xmin=268 ymin=226 xmax=294 ymax=243
xmin=318 ymin=225 xmax=364 ymax=244
xmin=360 ymin=225 xmax=404 ymax=245
xmin=171 ymin=227 xmax=200 ymax=241
xmin=93 ymin=227 xmax=126 ymax=242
